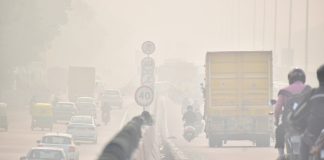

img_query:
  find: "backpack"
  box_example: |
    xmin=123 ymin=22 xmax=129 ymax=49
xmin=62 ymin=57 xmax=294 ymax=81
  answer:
xmin=279 ymin=85 xmax=312 ymax=131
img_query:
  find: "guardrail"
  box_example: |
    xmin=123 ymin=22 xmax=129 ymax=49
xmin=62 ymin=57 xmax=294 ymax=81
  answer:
xmin=97 ymin=111 xmax=159 ymax=160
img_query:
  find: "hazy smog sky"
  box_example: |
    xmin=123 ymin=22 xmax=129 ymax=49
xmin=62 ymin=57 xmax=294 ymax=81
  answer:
xmin=3 ymin=0 xmax=324 ymax=87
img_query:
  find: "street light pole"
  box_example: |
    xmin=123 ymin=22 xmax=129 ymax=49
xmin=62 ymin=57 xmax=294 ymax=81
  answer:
xmin=305 ymin=0 xmax=309 ymax=71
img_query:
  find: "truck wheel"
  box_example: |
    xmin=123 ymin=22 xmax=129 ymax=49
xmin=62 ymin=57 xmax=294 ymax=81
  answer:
xmin=216 ymin=139 xmax=223 ymax=147
xmin=256 ymin=134 xmax=270 ymax=147
xmin=208 ymin=137 xmax=216 ymax=148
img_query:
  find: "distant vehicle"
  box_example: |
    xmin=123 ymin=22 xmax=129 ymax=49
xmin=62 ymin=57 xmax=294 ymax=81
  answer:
xmin=101 ymin=89 xmax=123 ymax=109
xmin=31 ymin=103 xmax=54 ymax=131
xmin=69 ymin=115 xmax=95 ymax=126
xmin=20 ymin=147 xmax=67 ymax=160
xmin=76 ymin=102 xmax=96 ymax=118
xmin=37 ymin=133 xmax=79 ymax=160
xmin=68 ymin=66 xmax=95 ymax=102
xmin=53 ymin=102 xmax=77 ymax=122
xmin=76 ymin=97 xmax=95 ymax=104
xmin=204 ymin=51 xmax=273 ymax=147
xmin=0 ymin=103 xmax=8 ymax=131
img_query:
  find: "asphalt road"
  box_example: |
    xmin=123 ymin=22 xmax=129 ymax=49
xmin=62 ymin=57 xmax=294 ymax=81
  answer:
xmin=0 ymin=97 xmax=143 ymax=160
xmin=160 ymin=96 xmax=278 ymax=160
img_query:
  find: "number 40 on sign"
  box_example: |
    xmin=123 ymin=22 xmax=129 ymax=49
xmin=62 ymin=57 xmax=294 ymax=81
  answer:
xmin=135 ymin=86 xmax=154 ymax=107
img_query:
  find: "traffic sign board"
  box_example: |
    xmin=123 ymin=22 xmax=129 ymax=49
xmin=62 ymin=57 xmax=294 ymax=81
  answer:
xmin=141 ymin=41 xmax=156 ymax=55
xmin=135 ymin=86 xmax=154 ymax=107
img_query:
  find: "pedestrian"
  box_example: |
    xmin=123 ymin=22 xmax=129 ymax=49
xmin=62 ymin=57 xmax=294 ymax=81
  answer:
xmin=300 ymin=64 xmax=324 ymax=160
xmin=274 ymin=68 xmax=308 ymax=160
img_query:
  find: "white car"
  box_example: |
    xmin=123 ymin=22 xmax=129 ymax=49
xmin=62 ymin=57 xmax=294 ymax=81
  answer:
xmin=20 ymin=147 xmax=67 ymax=160
xmin=101 ymin=90 xmax=123 ymax=109
xmin=67 ymin=116 xmax=97 ymax=143
xmin=37 ymin=133 xmax=79 ymax=160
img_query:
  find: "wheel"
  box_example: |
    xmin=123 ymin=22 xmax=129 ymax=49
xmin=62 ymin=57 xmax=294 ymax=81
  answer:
xmin=256 ymin=134 xmax=270 ymax=147
xmin=208 ymin=137 xmax=216 ymax=148
xmin=216 ymin=139 xmax=223 ymax=147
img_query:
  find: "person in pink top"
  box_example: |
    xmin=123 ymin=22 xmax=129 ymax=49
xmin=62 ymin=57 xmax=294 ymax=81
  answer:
xmin=274 ymin=68 xmax=307 ymax=160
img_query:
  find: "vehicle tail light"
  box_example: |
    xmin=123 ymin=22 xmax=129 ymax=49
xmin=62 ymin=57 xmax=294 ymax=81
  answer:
xmin=69 ymin=146 xmax=75 ymax=152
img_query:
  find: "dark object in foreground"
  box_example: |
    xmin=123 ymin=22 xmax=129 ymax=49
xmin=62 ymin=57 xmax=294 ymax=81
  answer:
xmin=97 ymin=111 xmax=153 ymax=160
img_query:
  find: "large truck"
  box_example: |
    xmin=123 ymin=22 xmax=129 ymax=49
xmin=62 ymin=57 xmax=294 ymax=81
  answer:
xmin=204 ymin=51 xmax=273 ymax=147
xmin=68 ymin=66 xmax=96 ymax=102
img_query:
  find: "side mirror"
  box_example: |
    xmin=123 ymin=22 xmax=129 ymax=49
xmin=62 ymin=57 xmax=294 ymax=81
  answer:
xmin=96 ymin=123 xmax=101 ymax=127
xmin=36 ymin=140 xmax=41 ymax=144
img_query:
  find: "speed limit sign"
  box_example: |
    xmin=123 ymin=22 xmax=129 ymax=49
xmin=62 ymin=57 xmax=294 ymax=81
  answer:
xmin=135 ymin=86 xmax=154 ymax=107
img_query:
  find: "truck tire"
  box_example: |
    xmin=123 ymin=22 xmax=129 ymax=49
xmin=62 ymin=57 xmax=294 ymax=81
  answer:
xmin=209 ymin=137 xmax=223 ymax=148
xmin=208 ymin=137 xmax=216 ymax=148
xmin=256 ymin=134 xmax=270 ymax=147
xmin=216 ymin=139 xmax=223 ymax=147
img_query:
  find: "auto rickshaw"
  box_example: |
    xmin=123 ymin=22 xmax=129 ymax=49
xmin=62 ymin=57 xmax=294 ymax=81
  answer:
xmin=31 ymin=103 xmax=53 ymax=130
xmin=0 ymin=103 xmax=8 ymax=131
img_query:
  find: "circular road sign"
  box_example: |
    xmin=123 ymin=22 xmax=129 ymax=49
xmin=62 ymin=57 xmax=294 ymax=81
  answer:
xmin=141 ymin=41 xmax=156 ymax=55
xmin=135 ymin=86 xmax=154 ymax=107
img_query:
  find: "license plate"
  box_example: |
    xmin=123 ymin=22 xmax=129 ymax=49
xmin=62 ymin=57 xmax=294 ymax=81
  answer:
xmin=320 ymin=150 xmax=324 ymax=159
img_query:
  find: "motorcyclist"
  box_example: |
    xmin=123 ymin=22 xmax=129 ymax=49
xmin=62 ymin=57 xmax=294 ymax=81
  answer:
xmin=274 ymin=68 xmax=307 ymax=160
xmin=182 ymin=105 xmax=197 ymax=126
xmin=300 ymin=64 xmax=324 ymax=160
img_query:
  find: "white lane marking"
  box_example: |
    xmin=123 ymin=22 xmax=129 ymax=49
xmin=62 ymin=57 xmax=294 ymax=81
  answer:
xmin=119 ymin=109 xmax=130 ymax=130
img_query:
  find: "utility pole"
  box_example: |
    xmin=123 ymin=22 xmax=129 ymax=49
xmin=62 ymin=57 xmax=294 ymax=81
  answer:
xmin=262 ymin=0 xmax=266 ymax=50
xmin=305 ymin=0 xmax=309 ymax=71
xmin=252 ymin=0 xmax=256 ymax=49
xmin=288 ymin=0 xmax=293 ymax=49
xmin=273 ymin=0 xmax=278 ymax=65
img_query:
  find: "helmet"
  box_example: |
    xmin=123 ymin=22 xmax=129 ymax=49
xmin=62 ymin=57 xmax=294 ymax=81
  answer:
xmin=317 ymin=64 xmax=324 ymax=85
xmin=288 ymin=68 xmax=306 ymax=84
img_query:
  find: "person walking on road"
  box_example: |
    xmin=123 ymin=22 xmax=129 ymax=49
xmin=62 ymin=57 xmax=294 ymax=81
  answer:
xmin=300 ymin=64 xmax=324 ymax=160
xmin=274 ymin=68 xmax=308 ymax=160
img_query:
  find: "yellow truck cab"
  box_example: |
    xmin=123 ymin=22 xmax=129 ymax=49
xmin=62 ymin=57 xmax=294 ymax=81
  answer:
xmin=204 ymin=51 xmax=273 ymax=147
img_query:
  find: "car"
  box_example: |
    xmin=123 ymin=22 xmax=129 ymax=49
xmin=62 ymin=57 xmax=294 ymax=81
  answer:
xmin=67 ymin=116 xmax=97 ymax=143
xmin=53 ymin=102 xmax=77 ymax=122
xmin=101 ymin=89 xmax=123 ymax=109
xmin=76 ymin=97 xmax=95 ymax=104
xmin=20 ymin=147 xmax=67 ymax=160
xmin=76 ymin=102 xmax=96 ymax=118
xmin=37 ymin=133 xmax=79 ymax=160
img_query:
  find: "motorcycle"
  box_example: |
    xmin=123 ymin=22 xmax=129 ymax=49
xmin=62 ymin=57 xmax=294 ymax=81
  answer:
xmin=285 ymin=127 xmax=301 ymax=160
xmin=183 ymin=124 xmax=196 ymax=142
xmin=183 ymin=120 xmax=204 ymax=142
xmin=310 ymin=129 xmax=324 ymax=160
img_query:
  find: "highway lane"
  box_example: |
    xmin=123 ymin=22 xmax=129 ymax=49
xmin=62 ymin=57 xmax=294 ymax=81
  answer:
xmin=160 ymin=96 xmax=278 ymax=160
xmin=0 ymin=97 xmax=143 ymax=160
